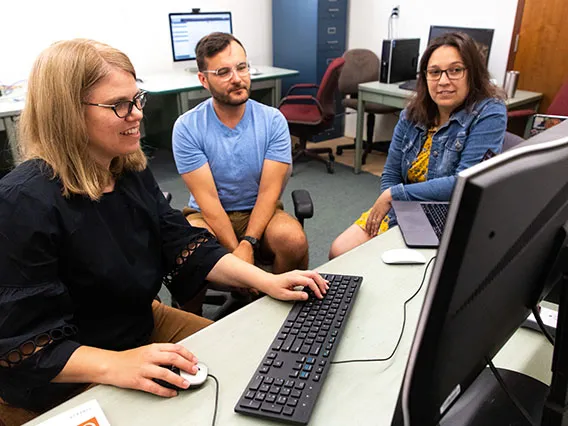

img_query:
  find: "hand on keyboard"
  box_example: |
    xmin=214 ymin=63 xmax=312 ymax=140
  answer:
xmin=261 ymin=270 xmax=329 ymax=301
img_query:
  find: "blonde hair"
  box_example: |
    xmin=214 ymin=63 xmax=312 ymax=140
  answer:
xmin=18 ymin=39 xmax=147 ymax=200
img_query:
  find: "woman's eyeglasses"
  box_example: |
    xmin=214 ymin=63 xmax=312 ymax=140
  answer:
xmin=83 ymin=90 xmax=147 ymax=118
xmin=425 ymin=67 xmax=467 ymax=81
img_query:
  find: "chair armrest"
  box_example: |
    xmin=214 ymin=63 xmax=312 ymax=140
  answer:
xmin=507 ymin=109 xmax=535 ymax=118
xmin=285 ymin=83 xmax=319 ymax=96
xmin=291 ymin=189 xmax=313 ymax=228
xmin=278 ymin=95 xmax=324 ymax=116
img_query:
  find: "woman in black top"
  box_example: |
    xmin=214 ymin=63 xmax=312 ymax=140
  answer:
xmin=0 ymin=39 xmax=327 ymax=425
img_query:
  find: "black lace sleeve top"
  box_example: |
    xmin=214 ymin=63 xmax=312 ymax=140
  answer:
xmin=0 ymin=160 xmax=228 ymax=411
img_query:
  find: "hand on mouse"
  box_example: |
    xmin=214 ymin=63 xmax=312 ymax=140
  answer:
xmin=101 ymin=343 xmax=199 ymax=397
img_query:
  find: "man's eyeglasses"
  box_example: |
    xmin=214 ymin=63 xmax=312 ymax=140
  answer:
xmin=202 ymin=62 xmax=250 ymax=82
xmin=425 ymin=66 xmax=467 ymax=81
xmin=83 ymin=90 xmax=147 ymax=118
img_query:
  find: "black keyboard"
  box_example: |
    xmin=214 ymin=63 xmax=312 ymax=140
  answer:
xmin=398 ymin=79 xmax=418 ymax=91
xmin=234 ymin=273 xmax=362 ymax=425
xmin=421 ymin=203 xmax=449 ymax=239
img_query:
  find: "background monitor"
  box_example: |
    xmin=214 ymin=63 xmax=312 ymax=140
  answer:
xmin=392 ymin=121 xmax=568 ymax=425
xmin=428 ymin=25 xmax=494 ymax=66
xmin=169 ymin=12 xmax=233 ymax=62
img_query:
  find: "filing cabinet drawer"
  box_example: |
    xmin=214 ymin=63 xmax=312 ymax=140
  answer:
xmin=318 ymin=0 xmax=347 ymax=20
xmin=317 ymin=20 xmax=347 ymax=50
xmin=317 ymin=53 xmax=343 ymax=82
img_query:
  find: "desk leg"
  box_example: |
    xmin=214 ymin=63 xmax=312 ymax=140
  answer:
xmin=3 ymin=116 xmax=19 ymax=164
xmin=273 ymin=79 xmax=282 ymax=107
xmin=354 ymin=96 xmax=364 ymax=174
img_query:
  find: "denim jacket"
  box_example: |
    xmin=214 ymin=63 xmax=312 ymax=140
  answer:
xmin=381 ymin=97 xmax=507 ymax=202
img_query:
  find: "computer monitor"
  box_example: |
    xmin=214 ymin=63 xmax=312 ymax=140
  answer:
xmin=428 ymin=25 xmax=494 ymax=66
xmin=391 ymin=121 xmax=568 ymax=426
xmin=168 ymin=12 xmax=233 ymax=62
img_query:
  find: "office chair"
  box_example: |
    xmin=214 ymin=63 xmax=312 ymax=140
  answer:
xmin=278 ymin=57 xmax=346 ymax=174
xmin=169 ymin=189 xmax=314 ymax=321
xmin=507 ymin=78 xmax=568 ymax=138
xmin=335 ymin=49 xmax=401 ymax=165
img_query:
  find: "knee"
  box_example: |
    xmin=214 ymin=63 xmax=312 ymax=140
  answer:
xmin=272 ymin=228 xmax=308 ymax=258
xmin=329 ymin=232 xmax=361 ymax=260
xmin=328 ymin=237 xmax=344 ymax=260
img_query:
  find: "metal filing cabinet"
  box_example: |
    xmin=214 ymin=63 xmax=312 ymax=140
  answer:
xmin=273 ymin=0 xmax=348 ymax=141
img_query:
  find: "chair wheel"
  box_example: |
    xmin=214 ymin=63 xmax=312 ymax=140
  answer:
xmin=329 ymin=154 xmax=335 ymax=162
xmin=336 ymin=147 xmax=343 ymax=155
xmin=326 ymin=161 xmax=335 ymax=174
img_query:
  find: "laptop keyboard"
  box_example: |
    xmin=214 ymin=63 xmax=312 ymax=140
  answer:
xmin=398 ymin=79 xmax=418 ymax=91
xmin=421 ymin=203 xmax=449 ymax=239
xmin=234 ymin=273 xmax=362 ymax=425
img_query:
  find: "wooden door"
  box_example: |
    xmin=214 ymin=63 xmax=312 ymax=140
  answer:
xmin=507 ymin=0 xmax=568 ymax=113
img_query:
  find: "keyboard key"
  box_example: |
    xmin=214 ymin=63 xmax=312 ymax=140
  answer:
xmin=277 ymin=396 xmax=287 ymax=405
xmin=245 ymin=390 xmax=255 ymax=399
xmin=261 ymin=403 xmax=282 ymax=414
xmin=240 ymin=399 xmax=261 ymax=410
xmin=266 ymin=394 xmax=276 ymax=403
xmin=287 ymin=398 xmax=299 ymax=407
xmin=283 ymin=406 xmax=295 ymax=416
xmin=249 ymin=375 xmax=264 ymax=391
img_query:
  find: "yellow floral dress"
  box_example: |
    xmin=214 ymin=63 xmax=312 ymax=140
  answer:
xmin=355 ymin=127 xmax=437 ymax=235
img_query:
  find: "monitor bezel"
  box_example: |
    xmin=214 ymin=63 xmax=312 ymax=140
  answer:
xmin=168 ymin=11 xmax=233 ymax=63
xmin=427 ymin=25 xmax=495 ymax=66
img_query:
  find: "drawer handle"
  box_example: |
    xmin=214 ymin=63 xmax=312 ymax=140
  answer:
xmin=327 ymin=40 xmax=339 ymax=44
xmin=328 ymin=8 xmax=339 ymax=12
xmin=327 ymin=27 xmax=337 ymax=34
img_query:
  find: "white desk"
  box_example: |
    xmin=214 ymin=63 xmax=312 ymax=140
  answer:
xmin=25 ymin=227 xmax=552 ymax=426
xmin=353 ymin=81 xmax=544 ymax=174
xmin=140 ymin=66 xmax=298 ymax=114
xmin=0 ymin=66 xmax=299 ymax=164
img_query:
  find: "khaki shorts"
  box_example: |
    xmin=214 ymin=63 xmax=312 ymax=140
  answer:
xmin=182 ymin=200 xmax=284 ymax=240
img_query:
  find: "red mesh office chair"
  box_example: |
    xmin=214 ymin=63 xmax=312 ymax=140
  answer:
xmin=508 ymin=78 xmax=568 ymax=137
xmin=278 ymin=57 xmax=345 ymax=174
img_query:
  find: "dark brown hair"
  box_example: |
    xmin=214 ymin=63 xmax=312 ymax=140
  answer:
xmin=195 ymin=32 xmax=246 ymax=71
xmin=406 ymin=32 xmax=504 ymax=127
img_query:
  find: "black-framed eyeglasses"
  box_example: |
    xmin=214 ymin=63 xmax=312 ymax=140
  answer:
xmin=202 ymin=62 xmax=250 ymax=81
xmin=425 ymin=66 xmax=467 ymax=81
xmin=83 ymin=90 xmax=147 ymax=118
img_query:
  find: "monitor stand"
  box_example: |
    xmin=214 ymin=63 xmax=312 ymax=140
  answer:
xmin=440 ymin=367 xmax=548 ymax=426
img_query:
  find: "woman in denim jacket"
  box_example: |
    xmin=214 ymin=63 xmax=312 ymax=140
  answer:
xmin=329 ymin=32 xmax=507 ymax=258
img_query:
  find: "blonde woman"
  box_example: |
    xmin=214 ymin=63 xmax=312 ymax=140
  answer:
xmin=0 ymin=39 xmax=327 ymax=425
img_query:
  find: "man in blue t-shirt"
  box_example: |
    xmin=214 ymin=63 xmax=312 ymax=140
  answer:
xmin=172 ymin=33 xmax=309 ymax=292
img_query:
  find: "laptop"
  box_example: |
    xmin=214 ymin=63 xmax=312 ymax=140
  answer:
xmin=391 ymin=201 xmax=449 ymax=247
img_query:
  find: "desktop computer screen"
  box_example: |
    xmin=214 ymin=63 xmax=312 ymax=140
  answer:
xmin=392 ymin=125 xmax=568 ymax=425
xmin=168 ymin=12 xmax=233 ymax=62
xmin=428 ymin=25 xmax=494 ymax=66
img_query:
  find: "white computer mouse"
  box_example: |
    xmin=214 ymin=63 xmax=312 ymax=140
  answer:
xmin=180 ymin=362 xmax=209 ymax=387
xmin=381 ymin=249 xmax=426 ymax=265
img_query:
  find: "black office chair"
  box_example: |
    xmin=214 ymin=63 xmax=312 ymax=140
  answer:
xmin=169 ymin=189 xmax=314 ymax=321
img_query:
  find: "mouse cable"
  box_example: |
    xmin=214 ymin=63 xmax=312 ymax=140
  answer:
xmin=486 ymin=357 xmax=538 ymax=426
xmin=207 ymin=374 xmax=220 ymax=426
xmin=532 ymin=305 xmax=555 ymax=345
xmin=332 ymin=256 xmax=437 ymax=365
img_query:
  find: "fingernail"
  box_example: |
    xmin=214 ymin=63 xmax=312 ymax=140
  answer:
xmin=192 ymin=365 xmax=198 ymax=374
xmin=182 ymin=380 xmax=190 ymax=388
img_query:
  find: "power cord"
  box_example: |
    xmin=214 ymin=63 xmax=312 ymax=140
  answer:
xmin=531 ymin=305 xmax=555 ymax=345
xmin=207 ymin=374 xmax=220 ymax=426
xmin=332 ymin=256 xmax=437 ymax=365
xmin=486 ymin=357 xmax=538 ymax=426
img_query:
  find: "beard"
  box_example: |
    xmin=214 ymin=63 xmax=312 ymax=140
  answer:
xmin=209 ymin=82 xmax=251 ymax=106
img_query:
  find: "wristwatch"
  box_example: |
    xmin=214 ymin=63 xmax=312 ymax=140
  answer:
xmin=242 ymin=235 xmax=260 ymax=250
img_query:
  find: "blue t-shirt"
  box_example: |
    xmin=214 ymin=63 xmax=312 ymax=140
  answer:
xmin=172 ymin=99 xmax=291 ymax=211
